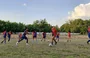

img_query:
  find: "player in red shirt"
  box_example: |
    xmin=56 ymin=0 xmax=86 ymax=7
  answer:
xmin=50 ymin=26 xmax=57 ymax=45
xmin=67 ymin=30 xmax=71 ymax=42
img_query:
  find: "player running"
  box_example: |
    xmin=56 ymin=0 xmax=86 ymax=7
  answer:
xmin=8 ymin=31 xmax=12 ymax=42
xmin=41 ymin=32 xmax=46 ymax=41
xmin=32 ymin=31 xmax=37 ymax=42
xmin=1 ymin=30 xmax=7 ymax=44
xmin=49 ymin=26 xmax=57 ymax=46
xmin=16 ymin=28 xmax=29 ymax=46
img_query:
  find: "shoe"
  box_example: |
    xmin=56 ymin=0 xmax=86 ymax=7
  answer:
xmin=16 ymin=42 xmax=18 ymax=46
xmin=55 ymin=42 xmax=57 ymax=45
xmin=26 ymin=43 xmax=29 ymax=45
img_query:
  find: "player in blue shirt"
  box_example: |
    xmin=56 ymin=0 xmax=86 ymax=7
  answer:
xmin=16 ymin=28 xmax=29 ymax=46
xmin=1 ymin=30 xmax=7 ymax=44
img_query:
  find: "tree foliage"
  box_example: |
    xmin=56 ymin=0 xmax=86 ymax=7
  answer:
xmin=60 ymin=19 xmax=90 ymax=34
xmin=0 ymin=19 xmax=60 ymax=32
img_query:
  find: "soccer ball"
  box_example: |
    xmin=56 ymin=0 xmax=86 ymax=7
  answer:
xmin=49 ymin=43 xmax=53 ymax=47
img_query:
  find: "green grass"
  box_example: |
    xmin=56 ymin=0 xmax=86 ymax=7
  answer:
xmin=0 ymin=38 xmax=90 ymax=58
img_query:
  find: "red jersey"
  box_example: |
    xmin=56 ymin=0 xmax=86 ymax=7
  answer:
xmin=88 ymin=27 xmax=90 ymax=32
xmin=19 ymin=33 xmax=22 ymax=38
xmin=68 ymin=32 xmax=71 ymax=37
xmin=3 ymin=31 xmax=6 ymax=35
xmin=32 ymin=32 xmax=34 ymax=36
xmin=52 ymin=27 xmax=57 ymax=37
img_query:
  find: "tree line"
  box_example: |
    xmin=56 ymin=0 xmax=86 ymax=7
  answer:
xmin=0 ymin=19 xmax=60 ymax=33
xmin=60 ymin=19 xmax=90 ymax=34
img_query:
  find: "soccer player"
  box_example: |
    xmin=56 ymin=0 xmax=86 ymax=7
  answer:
xmin=8 ymin=31 xmax=12 ymax=42
xmin=87 ymin=26 xmax=90 ymax=44
xmin=1 ymin=30 xmax=7 ymax=44
xmin=18 ymin=33 xmax=22 ymax=40
xmin=16 ymin=28 xmax=29 ymax=46
xmin=41 ymin=32 xmax=46 ymax=41
xmin=50 ymin=26 xmax=57 ymax=46
xmin=56 ymin=32 xmax=60 ymax=41
xmin=32 ymin=31 xmax=37 ymax=42
xmin=67 ymin=30 xmax=71 ymax=42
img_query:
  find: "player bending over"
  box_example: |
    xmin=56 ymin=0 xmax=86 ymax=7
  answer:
xmin=16 ymin=28 xmax=29 ymax=46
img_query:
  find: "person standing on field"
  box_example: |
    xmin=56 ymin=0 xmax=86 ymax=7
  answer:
xmin=87 ymin=26 xmax=90 ymax=44
xmin=67 ymin=30 xmax=71 ymax=42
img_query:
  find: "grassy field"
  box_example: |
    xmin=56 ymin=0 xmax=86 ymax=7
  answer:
xmin=0 ymin=35 xmax=90 ymax=58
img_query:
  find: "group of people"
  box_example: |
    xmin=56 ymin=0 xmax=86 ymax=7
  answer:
xmin=1 ymin=26 xmax=90 ymax=46
xmin=1 ymin=30 xmax=12 ymax=44
xmin=0 ymin=26 xmax=72 ymax=46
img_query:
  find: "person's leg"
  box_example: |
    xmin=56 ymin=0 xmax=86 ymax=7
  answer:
xmin=16 ymin=37 xmax=24 ymax=45
xmin=44 ymin=37 xmax=46 ymax=41
xmin=8 ymin=36 xmax=10 ymax=42
xmin=51 ymin=36 xmax=54 ymax=45
xmin=53 ymin=36 xmax=57 ymax=45
xmin=87 ymin=33 xmax=90 ymax=44
xmin=4 ymin=37 xmax=6 ymax=44
xmin=1 ymin=36 xmax=6 ymax=43
xmin=25 ymin=37 xmax=29 ymax=45
xmin=57 ymin=36 xmax=59 ymax=41
xmin=87 ymin=40 xmax=90 ymax=44
xmin=41 ymin=36 xmax=44 ymax=41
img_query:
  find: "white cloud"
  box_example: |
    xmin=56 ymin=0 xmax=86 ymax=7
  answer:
xmin=23 ymin=3 xmax=27 ymax=6
xmin=68 ymin=3 xmax=90 ymax=20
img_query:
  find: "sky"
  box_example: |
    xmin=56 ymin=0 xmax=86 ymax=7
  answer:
xmin=0 ymin=0 xmax=90 ymax=27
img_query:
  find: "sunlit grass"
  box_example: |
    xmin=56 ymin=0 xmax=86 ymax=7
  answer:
xmin=0 ymin=35 xmax=90 ymax=58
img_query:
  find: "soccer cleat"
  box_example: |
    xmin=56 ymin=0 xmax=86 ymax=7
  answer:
xmin=26 ymin=43 xmax=29 ymax=45
xmin=16 ymin=42 xmax=18 ymax=46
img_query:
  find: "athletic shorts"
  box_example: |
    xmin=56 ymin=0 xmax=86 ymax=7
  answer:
xmin=56 ymin=36 xmax=59 ymax=38
xmin=33 ymin=36 xmax=37 ymax=38
xmin=21 ymin=35 xmax=28 ymax=40
xmin=43 ymin=36 xmax=46 ymax=38
xmin=88 ymin=32 xmax=90 ymax=38
xmin=4 ymin=35 xmax=6 ymax=38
